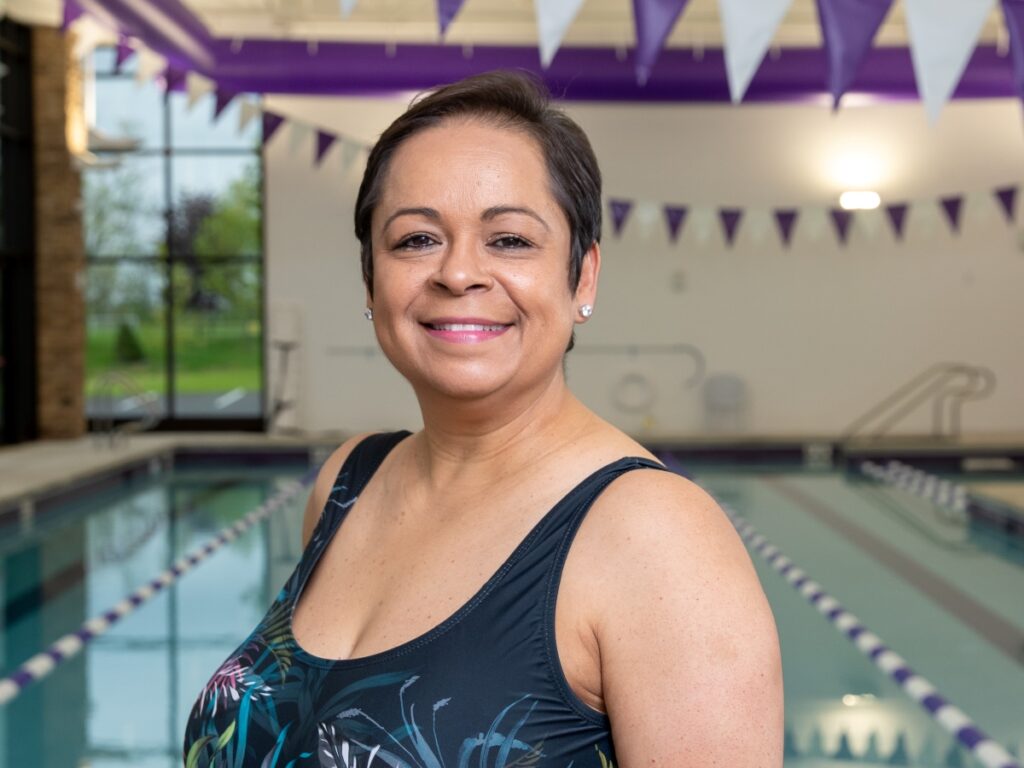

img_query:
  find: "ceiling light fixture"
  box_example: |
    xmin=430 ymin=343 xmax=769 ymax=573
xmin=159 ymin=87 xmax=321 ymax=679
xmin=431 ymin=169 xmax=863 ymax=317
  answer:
xmin=839 ymin=191 xmax=881 ymax=210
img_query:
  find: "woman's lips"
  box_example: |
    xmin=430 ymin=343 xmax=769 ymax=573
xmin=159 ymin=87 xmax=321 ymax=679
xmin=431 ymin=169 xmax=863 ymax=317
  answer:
xmin=422 ymin=319 xmax=512 ymax=343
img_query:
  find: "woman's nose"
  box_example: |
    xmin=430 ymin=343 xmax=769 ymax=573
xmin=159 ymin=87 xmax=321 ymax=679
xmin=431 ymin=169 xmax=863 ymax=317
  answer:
xmin=430 ymin=238 xmax=491 ymax=295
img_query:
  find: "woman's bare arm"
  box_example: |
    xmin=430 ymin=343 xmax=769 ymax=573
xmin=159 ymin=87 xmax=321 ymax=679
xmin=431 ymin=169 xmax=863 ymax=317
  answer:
xmin=591 ymin=471 xmax=784 ymax=766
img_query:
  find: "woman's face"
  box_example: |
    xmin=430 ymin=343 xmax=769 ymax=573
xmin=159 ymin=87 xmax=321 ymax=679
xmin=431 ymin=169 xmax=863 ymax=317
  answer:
xmin=368 ymin=117 xmax=598 ymax=405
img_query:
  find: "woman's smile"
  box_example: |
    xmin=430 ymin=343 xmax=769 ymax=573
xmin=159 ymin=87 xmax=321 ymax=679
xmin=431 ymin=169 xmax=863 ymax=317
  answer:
xmin=421 ymin=317 xmax=513 ymax=344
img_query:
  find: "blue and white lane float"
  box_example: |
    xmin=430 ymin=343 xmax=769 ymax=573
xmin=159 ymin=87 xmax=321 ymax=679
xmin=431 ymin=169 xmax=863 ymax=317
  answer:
xmin=722 ymin=504 xmax=1020 ymax=768
xmin=0 ymin=471 xmax=316 ymax=707
xmin=861 ymin=460 xmax=968 ymax=512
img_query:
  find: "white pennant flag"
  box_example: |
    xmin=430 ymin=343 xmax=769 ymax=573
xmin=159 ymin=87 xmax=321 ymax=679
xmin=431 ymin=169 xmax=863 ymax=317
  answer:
xmin=717 ymin=0 xmax=792 ymax=103
xmin=633 ymin=200 xmax=661 ymax=241
xmin=134 ymin=47 xmax=167 ymax=87
xmin=185 ymin=71 xmax=215 ymax=111
xmin=534 ymin=0 xmax=585 ymax=68
xmin=70 ymin=16 xmax=114 ymax=60
xmin=903 ymin=0 xmax=994 ymax=123
xmin=339 ymin=0 xmax=357 ymax=17
xmin=746 ymin=208 xmax=771 ymax=245
xmin=857 ymin=207 xmax=883 ymax=240
xmin=339 ymin=138 xmax=363 ymax=174
xmin=690 ymin=207 xmax=715 ymax=246
xmin=238 ymin=98 xmax=261 ymax=134
xmin=801 ymin=206 xmax=827 ymax=242
xmin=288 ymin=121 xmax=312 ymax=156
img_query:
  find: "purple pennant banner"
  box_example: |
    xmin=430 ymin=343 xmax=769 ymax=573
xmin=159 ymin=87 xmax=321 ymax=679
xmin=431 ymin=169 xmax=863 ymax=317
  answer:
xmin=315 ymin=130 xmax=337 ymax=166
xmin=829 ymin=208 xmax=854 ymax=244
xmin=436 ymin=0 xmax=467 ymax=36
xmin=885 ymin=203 xmax=909 ymax=240
xmin=214 ymin=89 xmax=237 ymax=120
xmin=632 ymin=0 xmax=692 ymax=84
xmin=719 ymin=208 xmax=743 ymax=246
xmin=994 ymin=185 xmax=1018 ymax=222
xmin=261 ymin=111 xmax=286 ymax=145
xmin=609 ymin=199 xmax=634 ymax=238
xmin=62 ymin=0 xmax=85 ymax=30
xmin=663 ymin=205 xmax=689 ymax=243
xmin=940 ymin=196 xmax=964 ymax=233
xmin=162 ymin=66 xmax=186 ymax=93
xmin=1002 ymin=0 xmax=1024 ymax=101
xmin=816 ymin=0 xmax=895 ymax=107
xmin=773 ymin=209 xmax=799 ymax=246
xmin=115 ymin=35 xmax=135 ymax=71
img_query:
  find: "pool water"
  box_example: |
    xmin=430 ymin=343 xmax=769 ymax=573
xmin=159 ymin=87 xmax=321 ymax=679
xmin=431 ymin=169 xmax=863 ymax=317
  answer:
xmin=0 ymin=459 xmax=1021 ymax=767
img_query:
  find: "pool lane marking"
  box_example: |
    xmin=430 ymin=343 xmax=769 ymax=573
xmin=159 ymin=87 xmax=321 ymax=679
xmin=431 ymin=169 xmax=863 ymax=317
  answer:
xmin=719 ymin=501 xmax=1021 ymax=768
xmin=861 ymin=460 xmax=968 ymax=513
xmin=0 ymin=470 xmax=316 ymax=707
xmin=763 ymin=476 xmax=1024 ymax=666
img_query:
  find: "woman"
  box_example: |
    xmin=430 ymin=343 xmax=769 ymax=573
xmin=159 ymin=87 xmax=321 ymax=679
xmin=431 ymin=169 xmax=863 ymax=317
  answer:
xmin=185 ymin=71 xmax=782 ymax=767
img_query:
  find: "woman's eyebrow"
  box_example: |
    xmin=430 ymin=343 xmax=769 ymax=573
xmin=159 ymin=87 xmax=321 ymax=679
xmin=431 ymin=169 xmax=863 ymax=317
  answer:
xmin=382 ymin=207 xmax=440 ymax=230
xmin=482 ymin=205 xmax=550 ymax=232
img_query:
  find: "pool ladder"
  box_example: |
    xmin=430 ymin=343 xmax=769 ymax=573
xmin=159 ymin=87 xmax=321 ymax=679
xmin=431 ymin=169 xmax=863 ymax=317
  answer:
xmin=840 ymin=362 xmax=996 ymax=444
xmin=92 ymin=370 xmax=162 ymax=446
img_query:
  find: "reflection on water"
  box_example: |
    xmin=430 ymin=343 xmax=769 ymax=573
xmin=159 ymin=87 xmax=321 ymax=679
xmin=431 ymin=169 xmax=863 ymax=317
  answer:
xmin=0 ymin=467 xmax=306 ymax=768
xmin=1 ymin=465 xmax=1016 ymax=767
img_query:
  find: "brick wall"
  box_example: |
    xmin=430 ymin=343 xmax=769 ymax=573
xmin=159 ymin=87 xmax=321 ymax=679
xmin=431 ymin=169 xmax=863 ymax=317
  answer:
xmin=31 ymin=26 xmax=86 ymax=438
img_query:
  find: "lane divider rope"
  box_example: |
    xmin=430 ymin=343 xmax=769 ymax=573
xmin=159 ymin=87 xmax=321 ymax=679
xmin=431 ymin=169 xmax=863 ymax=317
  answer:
xmin=860 ymin=460 xmax=969 ymax=513
xmin=0 ymin=470 xmax=316 ymax=707
xmin=720 ymin=502 xmax=1020 ymax=768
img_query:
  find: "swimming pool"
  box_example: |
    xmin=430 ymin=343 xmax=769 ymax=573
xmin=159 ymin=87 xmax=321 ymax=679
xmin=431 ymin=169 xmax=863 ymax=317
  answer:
xmin=1 ymin=453 xmax=1021 ymax=767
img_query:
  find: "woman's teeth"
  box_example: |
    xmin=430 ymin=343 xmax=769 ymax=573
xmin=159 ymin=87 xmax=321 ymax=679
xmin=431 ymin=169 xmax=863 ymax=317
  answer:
xmin=430 ymin=323 xmax=506 ymax=331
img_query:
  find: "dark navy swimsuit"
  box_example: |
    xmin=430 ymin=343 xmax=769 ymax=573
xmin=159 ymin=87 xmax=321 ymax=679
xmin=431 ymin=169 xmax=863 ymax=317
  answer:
xmin=184 ymin=431 xmax=665 ymax=767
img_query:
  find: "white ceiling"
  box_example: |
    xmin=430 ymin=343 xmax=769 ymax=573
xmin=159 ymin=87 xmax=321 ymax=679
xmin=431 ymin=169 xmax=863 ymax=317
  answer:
xmin=186 ymin=0 xmax=1009 ymax=47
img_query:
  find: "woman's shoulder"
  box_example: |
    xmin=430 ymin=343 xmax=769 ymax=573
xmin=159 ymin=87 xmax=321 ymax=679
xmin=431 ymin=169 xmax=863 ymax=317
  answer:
xmin=300 ymin=431 xmax=386 ymax=545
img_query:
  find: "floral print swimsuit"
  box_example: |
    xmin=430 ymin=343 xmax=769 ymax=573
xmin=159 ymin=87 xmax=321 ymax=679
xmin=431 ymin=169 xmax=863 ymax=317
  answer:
xmin=183 ymin=431 xmax=665 ymax=767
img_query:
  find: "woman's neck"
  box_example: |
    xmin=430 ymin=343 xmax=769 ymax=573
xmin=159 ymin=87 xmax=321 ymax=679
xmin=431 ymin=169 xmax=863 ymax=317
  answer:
xmin=409 ymin=373 xmax=595 ymax=490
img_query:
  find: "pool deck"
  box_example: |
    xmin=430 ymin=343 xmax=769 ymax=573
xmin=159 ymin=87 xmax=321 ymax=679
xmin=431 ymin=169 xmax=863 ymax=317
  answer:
xmin=0 ymin=431 xmax=345 ymax=511
xmin=2 ymin=431 xmax=1022 ymax=513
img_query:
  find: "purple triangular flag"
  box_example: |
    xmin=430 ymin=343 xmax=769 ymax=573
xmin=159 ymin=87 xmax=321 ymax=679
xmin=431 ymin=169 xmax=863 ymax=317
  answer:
xmin=162 ymin=66 xmax=186 ymax=93
xmin=214 ymin=89 xmax=237 ymax=120
xmin=773 ymin=209 xmax=799 ymax=246
xmin=262 ymin=112 xmax=286 ymax=145
xmin=633 ymin=0 xmax=693 ymax=84
xmin=994 ymin=185 xmax=1018 ymax=222
xmin=436 ymin=0 xmax=467 ymax=36
xmin=885 ymin=203 xmax=909 ymax=240
xmin=315 ymin=130 xmax=337 ymax=166
xmin=939 ymin=196 xmax=963 ymax=233
xmin=663 ymin=205 xmax=689 ymax=243
xmin=609 ymin=199 xmax=634 ymax=238
xmin=62 ymin=0 xmax=85 ymax=30
xmin=816 ymin=0 xmax=895 ymax=107
xmin=115 ymin=35 xmax=135 ymax=72
xmin=1002 ymin=0 xmax=1024 ymax=102
xmin=829 ymin=208 xmax=854 ymax=244
xmin=719 ymin=208 xmax=743 ymax=246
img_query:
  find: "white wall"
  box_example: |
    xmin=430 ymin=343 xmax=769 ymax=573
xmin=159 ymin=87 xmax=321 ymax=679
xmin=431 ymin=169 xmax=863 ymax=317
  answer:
xmin=265 ymin=94 xmax=1024 ymax=440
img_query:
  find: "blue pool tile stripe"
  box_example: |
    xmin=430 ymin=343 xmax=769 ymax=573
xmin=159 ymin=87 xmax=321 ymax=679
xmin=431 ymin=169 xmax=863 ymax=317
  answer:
xmin=0 ymin=470 xmax=316 ymax=707
xmin=722 ymin=503 xmax=1021 ymax=768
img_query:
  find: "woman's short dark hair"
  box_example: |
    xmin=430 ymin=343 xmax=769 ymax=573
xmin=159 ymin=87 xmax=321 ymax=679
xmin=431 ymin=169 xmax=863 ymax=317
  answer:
xmin=354 ymin=70 xmax=602 ymax=297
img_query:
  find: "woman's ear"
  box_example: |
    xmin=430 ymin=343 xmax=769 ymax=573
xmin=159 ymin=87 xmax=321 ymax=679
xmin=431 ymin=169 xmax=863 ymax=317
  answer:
xmin=574 ymin=241 xmax=601 ymax=322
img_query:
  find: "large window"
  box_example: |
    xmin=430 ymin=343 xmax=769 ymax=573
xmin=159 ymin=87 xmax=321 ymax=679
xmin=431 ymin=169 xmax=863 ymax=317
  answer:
xmin=84 ymin=48 xmax=264 ymax=428
xmin=0 ymin=19 xmax=36 ymax=444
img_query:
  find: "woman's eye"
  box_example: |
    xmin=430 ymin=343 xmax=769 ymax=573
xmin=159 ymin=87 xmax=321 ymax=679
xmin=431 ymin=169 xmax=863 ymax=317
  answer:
xmin=490 ymin=234 xmax=532 ymax=249
xmin=396 ymin=234 xmax=437 ymax=250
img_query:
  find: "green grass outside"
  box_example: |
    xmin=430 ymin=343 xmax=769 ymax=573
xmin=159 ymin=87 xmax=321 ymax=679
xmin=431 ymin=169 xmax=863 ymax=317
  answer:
xmin=86 ymin=319 xmax=261 ymax=396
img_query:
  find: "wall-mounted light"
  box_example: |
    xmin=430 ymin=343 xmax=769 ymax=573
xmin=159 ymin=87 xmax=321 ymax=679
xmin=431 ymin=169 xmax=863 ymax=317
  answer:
xmin=839 ymin=191 xmax=881 ymax=210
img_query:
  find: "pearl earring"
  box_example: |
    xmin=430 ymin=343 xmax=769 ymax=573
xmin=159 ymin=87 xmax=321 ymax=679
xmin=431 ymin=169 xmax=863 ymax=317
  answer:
xmin=579 ymin=304 xmax=594 ymax=319
xmin=363 ymin=307 xmax=373 ymax=320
